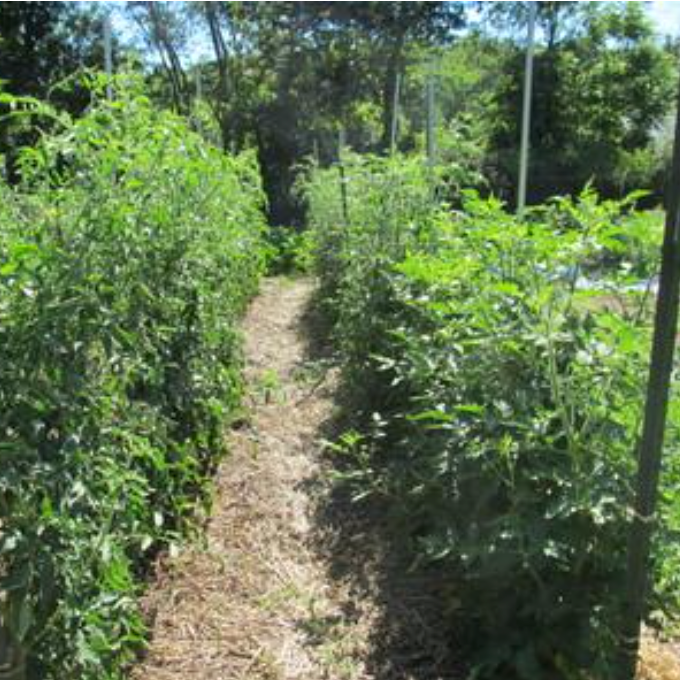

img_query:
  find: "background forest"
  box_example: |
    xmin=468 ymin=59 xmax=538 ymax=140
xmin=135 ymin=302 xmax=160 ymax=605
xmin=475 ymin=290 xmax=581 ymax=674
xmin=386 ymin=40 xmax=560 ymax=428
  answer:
xmin=1 ymin=1 xmax=678 ymax=224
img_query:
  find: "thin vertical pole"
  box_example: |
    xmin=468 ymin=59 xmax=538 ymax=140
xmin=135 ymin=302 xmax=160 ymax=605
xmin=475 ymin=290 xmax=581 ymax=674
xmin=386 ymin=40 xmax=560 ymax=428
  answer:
xmin=0 ymin=627 xmax=9 ymax=670
xmin=193 ymin=68 xmax=203 ymax=136
xmin=390 ymin=72 xmax=401 ymax=155
xmin=426 ymin=68 xmax=436 ymax=167
xmin=517 ymin=1 xmax=536 ymax=214
xmin=195 ymin=68 xmax=203 ymax=101
xmin=338 ymin=128 xmax=349 ymax=226
xmin=104 ymin=14 xmax=113 ymax=100
xmin=617 ymin=74 xmax=680 ymax=680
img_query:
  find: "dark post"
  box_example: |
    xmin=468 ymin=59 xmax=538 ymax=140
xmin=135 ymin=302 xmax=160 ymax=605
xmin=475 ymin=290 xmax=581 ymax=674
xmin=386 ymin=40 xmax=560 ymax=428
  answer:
xmin=618 ymin=74 xmax=680 ymax=679
xmin=337 ymin=128 xmax=350 ymax=226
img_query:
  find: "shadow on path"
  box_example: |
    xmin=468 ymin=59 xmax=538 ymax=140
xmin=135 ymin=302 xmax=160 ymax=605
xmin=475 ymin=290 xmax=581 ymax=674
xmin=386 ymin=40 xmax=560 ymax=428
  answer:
xmin=297 ymin=289 xmax=467 ymax=680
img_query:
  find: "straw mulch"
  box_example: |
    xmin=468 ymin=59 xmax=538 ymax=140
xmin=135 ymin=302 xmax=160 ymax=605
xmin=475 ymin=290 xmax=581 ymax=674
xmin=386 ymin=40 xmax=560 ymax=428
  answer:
xmin=132 ymin=277 xmax=454 ymax=680
xmin=640 ymin=635 xmax=680 ymax=680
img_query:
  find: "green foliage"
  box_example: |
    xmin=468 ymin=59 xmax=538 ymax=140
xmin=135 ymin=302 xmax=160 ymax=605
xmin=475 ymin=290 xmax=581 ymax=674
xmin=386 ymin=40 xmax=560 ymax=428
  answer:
xmin=0 ymin=2 xmax=116 ymax=180
xmin=264 ymin=226 xmax=315 ymax=275
xmin=305 ymin=156 xmax=680 ymax=678
xmin=302 ymin=152 xmax=475 ymax=325
xmin=128 ymin=1 xmax=468 ymax=223
xmin=0 ymin=76 xmax=266 ymax=678
xmin=0 ymin=2 xmax=107 ymax=98
xmin=401 ymin=36 xmax=503 ymax=160
xmin=488 ymin=1 xmax=676 ymax=204
xmin=126 ymin=2 xmax=675 ymax=222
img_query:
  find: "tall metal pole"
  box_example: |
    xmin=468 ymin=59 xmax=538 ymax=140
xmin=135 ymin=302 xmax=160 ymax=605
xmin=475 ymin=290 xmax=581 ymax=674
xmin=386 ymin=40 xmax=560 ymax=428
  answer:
xmin=617 ymin=74 xmax=680 ymax=680
xmin=104 ymin=14 xmax=113 ymax=100
xmin=517 ymin=1 xmax=536 ymax=214
xmin=390 ymin=72 xmax=401 ymax=155
xmin=426 ymin=68 xmax=436 ymax=167
xmin=195 ymin=68 xmax=203 ymax=101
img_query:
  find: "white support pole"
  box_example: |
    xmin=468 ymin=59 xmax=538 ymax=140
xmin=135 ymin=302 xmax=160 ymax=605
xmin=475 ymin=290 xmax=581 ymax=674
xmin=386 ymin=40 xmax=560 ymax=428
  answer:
xmin=517 ymin=1 xmax=536 ymax=214
xmin=104 ymin=14 xmax=113 ymax=100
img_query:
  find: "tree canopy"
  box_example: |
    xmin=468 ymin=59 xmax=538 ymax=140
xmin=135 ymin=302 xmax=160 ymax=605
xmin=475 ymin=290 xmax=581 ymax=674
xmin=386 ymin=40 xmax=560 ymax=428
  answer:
xmin=0 ymin=1 xmax=676 ymax=219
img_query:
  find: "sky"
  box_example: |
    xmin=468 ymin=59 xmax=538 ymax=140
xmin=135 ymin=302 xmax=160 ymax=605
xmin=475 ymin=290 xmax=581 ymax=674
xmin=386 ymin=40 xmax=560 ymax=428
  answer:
xmin=108 ymin=1 xmax=680 ymax=67
xmin=648 ymin=0 xmax=680 ymax=36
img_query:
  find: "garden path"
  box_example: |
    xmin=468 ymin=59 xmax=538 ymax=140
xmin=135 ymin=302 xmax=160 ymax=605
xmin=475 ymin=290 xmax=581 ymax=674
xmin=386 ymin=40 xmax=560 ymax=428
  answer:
xmin=132 ymin=277 xmax=460 ymax=680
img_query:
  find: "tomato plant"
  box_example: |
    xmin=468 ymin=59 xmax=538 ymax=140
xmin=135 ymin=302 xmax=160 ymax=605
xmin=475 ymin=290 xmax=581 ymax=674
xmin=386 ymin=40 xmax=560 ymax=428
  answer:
xmin=305 ymin=153 xmax=680 ymax=679
xmin=0 ymin=75 xmax=266 ymax=679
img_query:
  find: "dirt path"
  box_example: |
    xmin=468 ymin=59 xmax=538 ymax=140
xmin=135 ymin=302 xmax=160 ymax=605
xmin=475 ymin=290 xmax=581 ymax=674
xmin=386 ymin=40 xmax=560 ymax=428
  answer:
xmin=133 ymin=277 xmax=456 ymax=680
xmin=132 ymin=277 xmax=341 ymax=679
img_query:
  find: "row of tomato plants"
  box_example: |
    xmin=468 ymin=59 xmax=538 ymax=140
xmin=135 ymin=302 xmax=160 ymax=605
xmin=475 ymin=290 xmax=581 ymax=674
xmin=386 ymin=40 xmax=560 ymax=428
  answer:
xmin=0 ymin=77 xmax=267 ymax=678
xmin=303 ymin=153 xmax=680 ymax=679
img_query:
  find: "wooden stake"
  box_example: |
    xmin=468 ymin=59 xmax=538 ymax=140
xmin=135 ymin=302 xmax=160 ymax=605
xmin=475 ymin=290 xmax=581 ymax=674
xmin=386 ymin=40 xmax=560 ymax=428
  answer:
xmin=338 ymin=129 xmax=349 ymax=226
xmin=618 ymin=72 xmax=680 ymax=680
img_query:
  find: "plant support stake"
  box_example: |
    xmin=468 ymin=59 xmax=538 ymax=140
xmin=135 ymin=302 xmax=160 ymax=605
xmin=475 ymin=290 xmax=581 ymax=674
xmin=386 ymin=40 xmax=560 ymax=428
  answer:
xmin=618 ymin=73 xmax=680 ymax=680
xmin=104 ymin=14 xmax=113 ymax=100
xmin=195 ymin=68 xmax=203 ymax=101
xmin=390 ymin=72 xmax=401 ymax=155
xmin=337 ymin=128 xmax=350 ymax=226
xmin=517 ymin=1 xmax=536 ymax=214
xmin=426 ymin=68 xmax=436 ymax=168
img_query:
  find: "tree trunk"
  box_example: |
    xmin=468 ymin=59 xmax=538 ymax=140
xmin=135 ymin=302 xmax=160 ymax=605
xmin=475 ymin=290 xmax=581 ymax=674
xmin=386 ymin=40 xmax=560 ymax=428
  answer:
xmin=204 ymin=4 xmax=232 ymax=150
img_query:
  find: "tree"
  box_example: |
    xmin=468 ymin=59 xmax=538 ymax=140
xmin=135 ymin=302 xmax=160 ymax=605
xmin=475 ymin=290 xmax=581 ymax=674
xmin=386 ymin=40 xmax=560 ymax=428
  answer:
xmin=0 ymin=2 xmax=111 ymax=98
xmin=127 ymin=2 xmax=191 ymax=113
xmin=125 ymin=2 xmax=468 ymax=222
xmin=487 ymin=1 xmax=676 ymax=204
xmin=481 ymin=1 xmax=585 ymax=50
xmin=0 ymin=2 xmax=111 ymax=179
xmin=318 ymin=2 xmax=467 ymax=148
